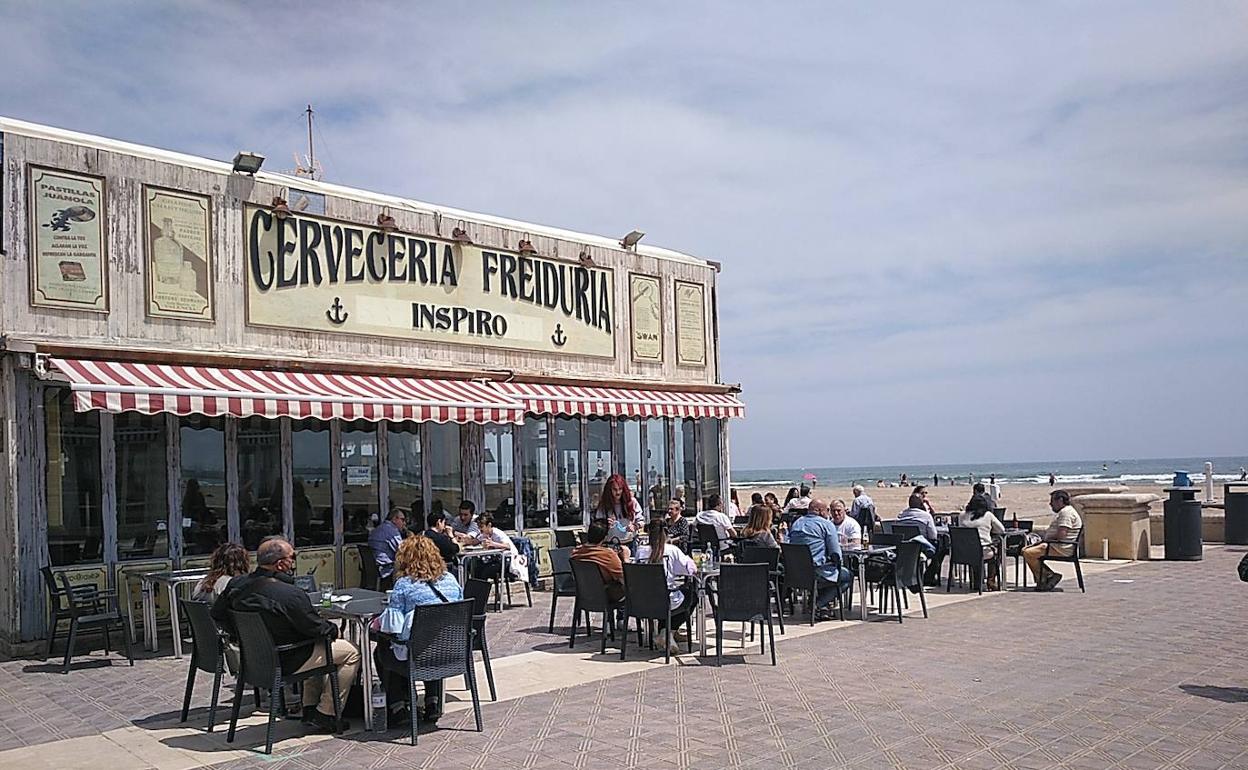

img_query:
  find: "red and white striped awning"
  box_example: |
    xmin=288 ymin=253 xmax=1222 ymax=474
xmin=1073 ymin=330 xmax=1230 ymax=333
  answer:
xmin=48 ymin=358 xmax=525 ymax=424
xmin=496 ymin=381 xmax=744 ymax=419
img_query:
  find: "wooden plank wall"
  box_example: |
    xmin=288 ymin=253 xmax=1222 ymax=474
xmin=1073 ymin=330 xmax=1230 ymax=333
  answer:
xmin=0 ymin=131 xmax=722 ymax=387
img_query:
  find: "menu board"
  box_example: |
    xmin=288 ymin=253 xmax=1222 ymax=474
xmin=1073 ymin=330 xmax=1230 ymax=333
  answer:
xmin=674 ymin=280 xmax=706 ymax=367
xmin=28 ymin=166 xmax=108 ymax=311
xmin=144 ymin=186 xmax=213 ymax=320
xmin=629 ymin=273 xmax=663 ymax=362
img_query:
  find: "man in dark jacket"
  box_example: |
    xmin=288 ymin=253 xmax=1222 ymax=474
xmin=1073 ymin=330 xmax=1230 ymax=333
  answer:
xmin=212 ymin=537 xmax=360 ymax=732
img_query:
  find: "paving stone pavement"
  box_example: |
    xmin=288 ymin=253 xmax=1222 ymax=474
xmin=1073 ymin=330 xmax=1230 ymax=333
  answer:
xmin=1 ymin=547 xmax=1246 ymax=769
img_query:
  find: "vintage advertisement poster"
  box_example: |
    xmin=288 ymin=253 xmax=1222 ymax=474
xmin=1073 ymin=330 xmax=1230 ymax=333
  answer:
xmin=243 ymin=204 xmax=616 ymax=357
xmin=144 ymin=186 xmax=213 ymax=320
xmin=675 ymin=280 xmax=707 ymax=367
xmin=629 ymin=273 xmax=663 ymax=362
xmin=28 ymin=166 xmax=108 ymax=311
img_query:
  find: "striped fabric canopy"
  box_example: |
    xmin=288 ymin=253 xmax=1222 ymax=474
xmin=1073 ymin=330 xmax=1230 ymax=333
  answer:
xmin=495 ymin=381 xmax=744 ymax=419
xmin=49 ymin=358 xmax=525 ymax=424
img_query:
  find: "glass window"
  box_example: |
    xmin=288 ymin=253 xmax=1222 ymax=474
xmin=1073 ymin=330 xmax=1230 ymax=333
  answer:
xmin=519 ymin=417 xmax=549 ymax=529
xmin=44 ymin=389 xmax=103 ymax=566
xmin=673 ymin=418 xmax=697 ymax=515
xmin=700 ymin=418 xmax=722 ymax=506
xmin=554 ymin=417 xmax=582 ymax=527
xmin=385 ymin=424 xmax=423 ymax=539
xmin=483 ymin=424 xmax=515 ymax=530
xmin=180 ymin=416 xmax=225 ymax=556
xmin=621 ymin=419 xmax=643 ymax=507
xmin=341 ymin=421 xmax=379 ymax=545
xmin=427 ymin=422 xmax=461 ymax=520
xmin=238 ymin=417 xmax=282 ymax=550
xmin=291 ymin=419 xmax=332 ymax=547
xmin=585 ymin=418 xmax=613 ymax=513
xmin=115 ymin=413 xmax=169 ymax=560
xmin=645 ymin=418 xmax=668 ymax=514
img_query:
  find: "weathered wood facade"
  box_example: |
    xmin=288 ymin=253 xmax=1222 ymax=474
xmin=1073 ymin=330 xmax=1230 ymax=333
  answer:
xmin=0 ymin=117 xmax=740 ymax=654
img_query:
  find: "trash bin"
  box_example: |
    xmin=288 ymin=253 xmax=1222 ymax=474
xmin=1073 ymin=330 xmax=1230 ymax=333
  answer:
xmin=1225 ymin=482 xmax=1248 ymax=546
xmin=1163 ymin=486 xmax=1203 ymax=560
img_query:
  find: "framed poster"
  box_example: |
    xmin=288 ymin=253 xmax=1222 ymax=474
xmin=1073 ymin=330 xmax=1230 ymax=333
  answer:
xmin=28 ymin=165 xmax=108 ymax=311
xmin=144 ymin=186 xmax=213 ymax=321
xmin=674 ymin=280 xmax=707 ymax=367
xmin=629 ymin=273 xmax=663 ymax=362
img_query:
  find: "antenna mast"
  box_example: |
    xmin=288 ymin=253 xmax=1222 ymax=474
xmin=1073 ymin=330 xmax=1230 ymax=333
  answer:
xmin=305 ymin=104 xmax=315 ymax=175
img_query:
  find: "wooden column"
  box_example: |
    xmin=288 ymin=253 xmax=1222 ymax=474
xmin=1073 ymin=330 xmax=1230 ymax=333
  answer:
xmin=329 ymin=420 xmax=344 ymax=585
xmin=279 ymin=417 xmax=293 ymax=542
xmin=545 ymin=415 xmax=557 ymax=530
xmin=719 ymin=418 xmax=730 ymax=504
xmin=693 ymin=418 xmax=704 ymax=510
xmin=637 ymin=419 xmax=648 ymax=517
xmin=577 ymin=416 xmax=589 ymax=526
xmin=376 ymin=422 xmax=390 ymax=518
xmin=512 ymin=424 xmax=523 ymax=534
xmin=665 ymin=418 xmax=676 ymax=511
xmin=165 ymin=413 xmax=183 ymax=567
xmin=418 ymin=422 xmax=432 ymax=520
xmin=99 ymin=411 xmax=118 ymax=586
xmin=611 ymin=417 xmax=624 ymax=476
xmin=224 ymin=417 xmax=240 ymax=544
xmin=461 ymin=422 xmax=485 ymax=512
xmin=8 ymin=366 xmax=50 ymax=642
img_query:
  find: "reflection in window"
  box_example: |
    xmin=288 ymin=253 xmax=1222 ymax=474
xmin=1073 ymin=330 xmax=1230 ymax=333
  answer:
xmin=386 ymin=423 xmax=422 ymax=537
xmin=519 ymin=417 xmax=549 ymax=529
xmin=180 ymin=416 xmax=225 ymax=556
xmin=621 ymin=419 xmax=643 ymax=509
xmin=645 ymin=418 xmax=668 ymax=514
xmin=673 ymin=418 xmax=697 ymax=515
xmin=483 ymin=424 xmax=515 ymax=530
xmin=555 ymin=417 xmax=582 ymax=527
xmin=699 ymin=418 xmax=722 ymax=506
xmin=427 ymin=422 xmax=461 ymax=520
xmin=585 ymin=418 xmax=613 ymax=513
xmin=341 ymin=421 xmax=378 ymax=546
xmin=238 ymin=417 xmax=282 ymax=550
xmin=44 ymin=389 xmax=103 ymax=566
xmin=116 ymin=413 xmax=169 ymax=560
xmin=291 ymin=419 xmax=332 ymax=547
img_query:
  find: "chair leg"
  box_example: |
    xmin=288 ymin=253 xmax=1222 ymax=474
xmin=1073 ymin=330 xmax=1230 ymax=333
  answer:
xmin=946 ymin=560 xmax=953 ymax=592
xmin=263 ymin=676 xmax=280 ymax=754
xmin=918 ymin=583 xmax=929 ymax=617
xmin=772 ymin=583 xmax=785 ymax=635
xmin=409 ymin=671 xmax=420 ymax=746
xmin=895 ymin=584 xmax=903 ymax=624
xmin=103 ymin=623 xmax=111 ymax=654
xmin=663 ymin=613 xmax=671 ymax=664
xmin=619 ymin=614 xmax=628 ymax=661
xmin=524 ymin=580 xmax=533 ymax=607
xmin=568 ymin=602 xmax=580 ymax=648
xmin=549 ymin=593 xmax=559 ymax=634
xmin=62 ymin=620 xmax=78 ymax=674
xmin=767 ymin=619 xmax=776 ymax=666
xmin=327 ymin=663 xmax=343 ymax=732
xmin=181 ymin=659 xmax=196 ymax=722
xmin=1074 ymin=559 xmax=1085 ymax=592
xmin=600 ymin=614 xmax=608 ymax=655
xmin=121 ymin=619 xmax=134 ymax=666
xmin=208 ymin=667 xmax=222 ymax=732
xmin=504 ymin=576 xmax=512 ymax=608
xmin=465 ymin=658 xmax=484 ymax=733
xmin=480 ymin=635 xmax=497 ymax=701
xmin=47 ymin=609 xmax=60 ymax=657
xmin=715 ymin=620 xmax=723 ymax=667
xmin=226 ymin=675 xmax=245 ymax=743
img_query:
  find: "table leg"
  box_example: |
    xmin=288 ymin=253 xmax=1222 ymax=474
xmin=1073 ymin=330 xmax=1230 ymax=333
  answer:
xmin=858 ymin=558 xmax=869 ymax=621
xmin=358 ymin=618 xmax=376 ymax=732
xmin=168 ymin=582 xmax=183 ymax=659
xmin=697 ymin=581 xmax=708 ymax=657
xmin=142 ymin=580 xmax=157 ymax=652
xmin=124 ymin=575 xmax=138 ymax=652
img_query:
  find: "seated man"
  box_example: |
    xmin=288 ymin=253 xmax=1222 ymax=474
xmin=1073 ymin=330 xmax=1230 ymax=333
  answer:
xmin=829 ymin=499 xmax=862 ymax=546
xmin=211 ymin=537 xmax=360 ymax=732
xmin=695 ymin=493 xmax=736 ymax=551
xmin=662 ymin=497 xmax=691 ymax=548
xmin=897 ymin=493 xmax=946 ymax=586
xmin=477 ymin=514 xmax=529 ymax=582
xmin=1023 ymin=489 xmax=1083 ymax=591
xmin=787 ymin=499 xmax=854 ymax=620
xmin=849 ymin=485 xmax=877 ymax=533
xmin=449 ymin=500 xmax=482 ymax=545
xmin=422 ymin=508 xmax=461 ymax=564
xmin=367 ymin=506 xmax=407 ymax=590
xmin=570 ymin=521 xmax=626 ymax=602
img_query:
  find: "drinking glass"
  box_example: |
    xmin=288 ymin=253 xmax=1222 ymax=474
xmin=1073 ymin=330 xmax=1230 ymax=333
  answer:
xmin=319 ymin=582 xmax=334 ymax=606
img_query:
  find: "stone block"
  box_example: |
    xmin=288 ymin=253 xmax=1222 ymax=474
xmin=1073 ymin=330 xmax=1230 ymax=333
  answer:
xmin=1072 ymin=493 xmax=1160 ymax=560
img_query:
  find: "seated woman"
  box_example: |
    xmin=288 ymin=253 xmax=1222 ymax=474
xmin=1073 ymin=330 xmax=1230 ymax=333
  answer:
xmin=192 ymin=542 xmax=250 ymax=601
xmin=477 ymin=514 xmax=528 ymax=582
xmin=374 ymin=536 xmax=462 ymax=725
xmin=739 ymin=504 xmax=779 ymax=548
xmin=957 ymin=493 xmax=1005 ymax=590
xmin=632 ymin=520 xmax=697 ymax=654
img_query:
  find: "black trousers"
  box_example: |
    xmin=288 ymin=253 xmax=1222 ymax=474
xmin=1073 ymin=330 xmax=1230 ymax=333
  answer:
xmin=374 ymin=642 xmax=443 ymax=714
xmin=923 ymin=536 xmax=949 ymax=584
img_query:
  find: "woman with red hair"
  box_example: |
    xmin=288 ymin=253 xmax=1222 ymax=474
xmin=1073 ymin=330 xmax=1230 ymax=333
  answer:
xmin=593 ymin=473 xmax=644 ymax=543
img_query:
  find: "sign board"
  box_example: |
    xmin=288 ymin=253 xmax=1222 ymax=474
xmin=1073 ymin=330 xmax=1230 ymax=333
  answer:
xmin=144 ymin=186 xmax=213 ymax=321
xmin=28 ymin=166 xmax=108 ymax=311
xmin=629 ymin=273 xmax=663 ymax=362
xmin=345 ymin=465 xmax=373 ymax=486
xmin=674 ymin=280 xmax=706 ymax=367
xmin=243 ymin=205 xmax=615 ymax=357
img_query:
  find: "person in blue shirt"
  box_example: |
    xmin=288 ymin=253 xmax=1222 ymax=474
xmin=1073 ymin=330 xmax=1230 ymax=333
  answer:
xmin=787 ymin=498 xmax=853 ymax=620
xmin=367 ymin=505 xmax=407 ymax=589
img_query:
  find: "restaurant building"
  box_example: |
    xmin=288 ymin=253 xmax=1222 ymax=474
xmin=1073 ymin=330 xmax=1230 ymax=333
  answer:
xmin=0 ymin=117 xmax=743 ymax=654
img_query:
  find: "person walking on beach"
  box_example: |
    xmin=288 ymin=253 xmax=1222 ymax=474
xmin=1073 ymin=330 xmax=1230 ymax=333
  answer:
xmin=1048 ymin=473 xmax=1056 ymax=487
xmin=933 ymin=473 xmax=939 ymax=487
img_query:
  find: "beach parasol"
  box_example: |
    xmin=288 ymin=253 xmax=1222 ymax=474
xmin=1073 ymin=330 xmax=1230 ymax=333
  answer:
xmin=802 ymin=473 xmax=817 ymax=480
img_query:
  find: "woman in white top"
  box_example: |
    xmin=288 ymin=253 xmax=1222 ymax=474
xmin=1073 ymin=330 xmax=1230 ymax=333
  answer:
xmin=957 ymin=493 xmax=1005 ymax=590
xmin=192 ymin=543 xmax=250 ymax=601
xmin=594 ymin=473 xmax=644 ymax=543
xmin=634 ymin=520 xmax=696 ymax=654
xmin=478 ymin=515 xmax=529 ymax=581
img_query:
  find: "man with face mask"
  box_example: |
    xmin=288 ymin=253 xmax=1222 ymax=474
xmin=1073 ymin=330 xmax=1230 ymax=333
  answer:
xmin=212 ymin=536 xmax=360 ymax=733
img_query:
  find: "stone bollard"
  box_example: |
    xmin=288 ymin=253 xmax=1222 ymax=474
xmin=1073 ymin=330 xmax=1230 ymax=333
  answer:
xmin=1071 ymin=492 xmax=1162 ymax=561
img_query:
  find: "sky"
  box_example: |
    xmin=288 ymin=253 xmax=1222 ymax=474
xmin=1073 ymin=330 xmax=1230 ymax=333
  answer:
xmin=1 ymin=1 xmax=1245 ymax=470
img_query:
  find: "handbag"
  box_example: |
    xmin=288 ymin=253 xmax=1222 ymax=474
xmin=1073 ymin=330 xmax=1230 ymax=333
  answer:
xmin=1237 ymin=553 xmax=1248 ymax=583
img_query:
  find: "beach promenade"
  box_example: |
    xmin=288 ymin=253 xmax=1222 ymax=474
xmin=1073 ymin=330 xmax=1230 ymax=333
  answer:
xmin=1 ymin=546 xmax=1244 ymax=770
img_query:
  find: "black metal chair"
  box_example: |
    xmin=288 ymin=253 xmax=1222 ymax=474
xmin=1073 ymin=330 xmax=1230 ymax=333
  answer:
xmin=462 ymin=578 xmax=497 ymax=701
xmin=226 ymin=611 xmax=343 ymax=755
xmin=877 ymin=542 xmax=929 ymax=623
xmin=180 ymin=599 xmax=256 ymax=732
xmin=779 ymin=542 xmax=823 ymax=625
xmin=892 ymin=523 xmax=922 ymax=541
xmin=869 ymin=532 xmax=902 ymax=546
xmin=695 ymin=523 xmax=723 ymax=554
xmin=554 ymin=530 xmax=579 ymax=549
xmin=401 ymin=599 xmax=483 ymax=745
xmin=738 ymin=545 xmax=785 ymax=635
xmin=1005 ymin=520 xmax=1034 ymax=587
xmin=568 ymin=558 xmax=625 ymax=653
xmin=708 ymin=563 xmax=776 ymax=666
xmin=1037 ymin=528 xmax=1086 ymax=593
xmin=356 ymin=543 xmax=381 ymax=591
xmin=620 ymin=563 xmax=691 ymax=663
xmin=53 ymin=571 xmax=133 ymax=673
xmin=946 ymin=526 xmax=989 ymax=594
xmin=495 ymin=555 xmax=533 ymax=610
xmin=879 ymin=519 xmax=896 ymax=534
xmin=547 ymin=546 xmax=578 ymax=633
xmin=41 ymin=565 xmax=111 ymax=658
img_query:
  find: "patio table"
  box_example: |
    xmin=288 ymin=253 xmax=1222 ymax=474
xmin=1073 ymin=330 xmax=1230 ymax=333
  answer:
xmin=456 ymin=548 xmax=510 ymax=610
xmin=693 ymin=566 xmax=719 ymax=657
xmin=316 ymin=588 xmax=386 ymax=732
xmin=129 ymin=568 xmax=210 ymax=658
xmin=843 ymin=545 xmax=896 ymax=621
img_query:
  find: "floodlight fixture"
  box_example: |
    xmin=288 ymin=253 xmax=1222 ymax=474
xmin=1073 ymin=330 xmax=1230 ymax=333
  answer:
xmin=619 ymin=230 xmax=645 ymax=249
xmin=232 ymin=151 xmax=265 ymax=174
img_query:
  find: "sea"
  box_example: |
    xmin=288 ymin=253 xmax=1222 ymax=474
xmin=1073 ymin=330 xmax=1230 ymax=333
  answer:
xmin=731 ymin=455 xmax=1248 ymax=489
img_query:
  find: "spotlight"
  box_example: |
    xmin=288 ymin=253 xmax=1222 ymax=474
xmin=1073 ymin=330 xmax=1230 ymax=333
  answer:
xmin=270 ymin=196 xmax=291 ymax=219
xmin=452 ymin=220 xmax=473 ymax=245
xmin=376 ymin=213 xmax=398 ymax=232
xmin=578 ymin=249 xmax=595 ymax=268
xmin=518 ymin=236 xmax=537 ymax=255
xmin=619 ymin=230 xmax=645 ymax=249
xmin=231 ymin=151 xmax=265 ymax=174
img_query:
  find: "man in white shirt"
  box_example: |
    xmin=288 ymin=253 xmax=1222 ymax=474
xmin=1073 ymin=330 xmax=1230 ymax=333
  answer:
xmin=695 ymin=493 xmax=736 ymax=551
xmin=849 ymin=485 xmax=877 ymax=533
xmin=1023 ymin=490 xmax=1083 ymax=591
xmin=829 ymin=499 xmax=861 ymax=546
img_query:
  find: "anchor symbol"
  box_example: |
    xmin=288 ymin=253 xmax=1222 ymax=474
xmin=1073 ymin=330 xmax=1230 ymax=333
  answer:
xmin=326 ymin=297 xmax=349 ymax=325
xmin=551 ymin=324 xmax=567 ymax=347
